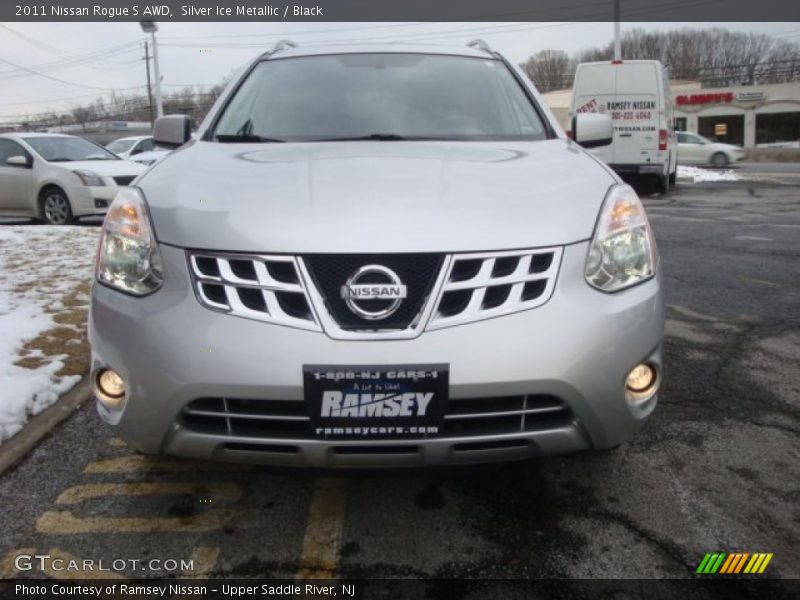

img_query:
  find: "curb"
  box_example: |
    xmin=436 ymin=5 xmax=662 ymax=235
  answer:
xmin=0 ymin=376 xmax=92 ymax=476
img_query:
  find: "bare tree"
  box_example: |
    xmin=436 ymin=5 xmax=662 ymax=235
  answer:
xmin=522 ymin=49 xmax=575 ymax=92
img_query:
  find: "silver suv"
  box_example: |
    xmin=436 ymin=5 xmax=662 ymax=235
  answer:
xmin=89 ymin=41 xmax=664 ymax=467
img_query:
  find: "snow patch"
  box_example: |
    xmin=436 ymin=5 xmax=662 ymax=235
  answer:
xmin=0 ymin=225 xmax=99 ymax=445
xmin=677 ymin=165 xmax=742 ymax=183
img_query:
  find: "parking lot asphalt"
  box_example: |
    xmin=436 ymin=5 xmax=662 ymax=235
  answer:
xmin=0 ymin=176 xmax=798 ymax=593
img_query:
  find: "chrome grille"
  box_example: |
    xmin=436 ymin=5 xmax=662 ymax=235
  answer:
xmin=181 ymin=395 xmax=571 ymax=440
xmin=188 ymin=252 xmax=320 ymax=331
xmin=429 ymin=248 xmax=562 ymax=330
xmin=187 ymin=247 xmax=562 ymax=337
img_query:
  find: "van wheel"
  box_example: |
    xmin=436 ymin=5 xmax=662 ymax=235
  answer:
xmin=711 ymin=152 xmax=729 ymax=168
xmin=658 ymin=173 xmax=670 ymax=194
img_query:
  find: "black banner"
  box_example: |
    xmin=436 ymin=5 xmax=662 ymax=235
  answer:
xmin=2 ymin=0 xmax=799 ymax=22
xmin=2 ymin=578 xmax=800 ymax=600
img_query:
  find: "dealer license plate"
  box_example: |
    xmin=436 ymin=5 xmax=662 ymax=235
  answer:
xmin=304 ymin=364 xmax=449 ymax=439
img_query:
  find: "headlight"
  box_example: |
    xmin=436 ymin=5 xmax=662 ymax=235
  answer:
xmin=73 ymin=169 xmax=106 ymax=187
xmin=96 ymin=187 xmax=163 ymax=296
xmin=585 ymin=184 xmax=657 ymax=292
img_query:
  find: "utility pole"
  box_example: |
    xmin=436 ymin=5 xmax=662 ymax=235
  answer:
xmin=143 ymin=40 xmax=154 ymax=125
xmin=140 ymin=21 xmax=163 ymax=118
xmin=613 ymin=0 xmax=622 ymax=61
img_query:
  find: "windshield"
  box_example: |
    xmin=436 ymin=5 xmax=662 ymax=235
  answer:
xmin=24 ymin=136 xmax=119 ymax=162
xmin=106 ymin=139 xmax=137 ymax=153
xmin=213 ymin=53 xmax=549 ymax=142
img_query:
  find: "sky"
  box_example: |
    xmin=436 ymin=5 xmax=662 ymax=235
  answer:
xmin=1 ymin=21 xmax=798 ymax=123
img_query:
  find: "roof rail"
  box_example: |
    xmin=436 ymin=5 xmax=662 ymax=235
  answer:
xmin=466 ymin=39 xmax=493 ymax=54
xmin=266 ymin=39 xmax=298 ymax=57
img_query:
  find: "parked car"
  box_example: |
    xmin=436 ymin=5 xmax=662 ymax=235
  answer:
xmin=677 ymin=131 xmax=746 ymax=166
xmin=89 ymin=41 xmax=664 ymax=468
xmin=0 ymin=133 xmax=146 ymax=224
xmin=570 ymin=59 xmax=678 ymax=193
xmin=106 ymin=135 xmax=155 ymax=159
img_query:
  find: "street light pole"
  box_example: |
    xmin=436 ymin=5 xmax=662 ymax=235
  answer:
xmin=143 ymin=40 xmax=154 ymax=125
xmin=140 ymin=21 xmax=163 ymax=118
xmin=613 ymin=0 xmax=622 ymax=61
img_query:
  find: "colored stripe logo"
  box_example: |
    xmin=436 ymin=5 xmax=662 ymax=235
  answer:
xmin=696 ymin=552 xmax=773 ymax=574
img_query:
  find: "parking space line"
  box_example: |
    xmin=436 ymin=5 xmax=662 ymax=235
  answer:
xmin=56 ymin=482 xmax=242 ymax=505
xmin=295 ymin=478 xmax=347 ymax=579
xmin=83 ymin=456 xmax=252 ymax=473
xmin=40 ymin=549 xmax=124 ymax=580
xmin=36 ymin=510 xmax=234 ymax=534
xmin=0 ymin=547 xmax=36 ymax=579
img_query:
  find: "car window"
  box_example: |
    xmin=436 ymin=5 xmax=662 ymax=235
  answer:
xmin=24 ymin=136 xmax=119 ymax=162
xmin=107 ymin=139 xmax=137 ymax=153
xmin=0 ymin=139 xmax=29 ymax=165
xmin=214 ymin=53 xmax=549 ymax=142
xmin=677 ymin=132 xmax=688 ymax=144
xmin=138 ymin=138 xmax=155 ymax=152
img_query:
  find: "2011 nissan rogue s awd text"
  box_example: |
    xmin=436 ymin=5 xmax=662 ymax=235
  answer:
xmin=89 ymin=41 xmax=665 ymax=467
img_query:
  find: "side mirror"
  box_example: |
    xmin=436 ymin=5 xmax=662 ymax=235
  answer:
xmin=6 ymin=155 xmax=30 ymax=168
xmin=571 ymin=113 xmax=613 ymax=148
xmin=153 ymin=115 xmax=192 ymax=148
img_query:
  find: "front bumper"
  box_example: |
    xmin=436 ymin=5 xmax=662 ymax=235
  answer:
xmin=70 ymin=185 xmax=119 ymax=217
xmin=89 ymin=242 xmax=664 ymax=468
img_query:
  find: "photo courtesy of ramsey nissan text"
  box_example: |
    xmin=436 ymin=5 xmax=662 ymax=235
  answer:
xmin=0 ymin=1 xmax=798 ymax=598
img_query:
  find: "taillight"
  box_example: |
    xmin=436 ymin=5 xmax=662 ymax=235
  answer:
xmin=658 ymin=129 xmax=667 ymax=151
xmin=566 ymin=130 xmax=573 ymax=140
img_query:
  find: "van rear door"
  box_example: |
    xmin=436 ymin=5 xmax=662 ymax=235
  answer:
xmin=610 ymin=63 xmax=661 ymax=166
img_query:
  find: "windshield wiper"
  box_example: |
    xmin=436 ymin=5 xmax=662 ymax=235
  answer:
xmin=216 ymin=134 xmax=286 ymax=143
xmin=313 ymin=133 xmax=409 ymax=142
xmin=216 ymin=119 xmax=285 ymax=143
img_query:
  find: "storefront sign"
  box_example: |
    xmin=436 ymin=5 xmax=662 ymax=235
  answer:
xmin=714 ymin=123 xmax=728 ymax=136
xmin=736 ymin=91 xmax=765 ymax=102
xmin=675 ymin=93 xmax=734 ymax=105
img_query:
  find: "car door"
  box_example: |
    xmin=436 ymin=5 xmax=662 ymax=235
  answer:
xmin=0 ymin=139 xmax=35 ymax=213
xmin=678 ymin=133 xmax=703 ymax=164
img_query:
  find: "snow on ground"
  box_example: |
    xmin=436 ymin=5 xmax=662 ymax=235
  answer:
xmin=677 ymin=165 xmax=742 ymax=183
xmin=0 ymin=225 xmax=100 ymax=445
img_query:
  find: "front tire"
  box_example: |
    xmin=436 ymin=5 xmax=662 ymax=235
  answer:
xmin=711 ymin=152 xmax=729 ymax=168
xmin=40 ymin=187 xmax=75 ymax=225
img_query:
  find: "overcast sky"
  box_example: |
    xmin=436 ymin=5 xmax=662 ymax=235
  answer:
xmin=1 ymin=21 xmax=797 ymax=122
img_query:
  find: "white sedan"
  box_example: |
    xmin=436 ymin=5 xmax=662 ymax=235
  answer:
xmin=106 ymin=135 xmax=155 ymax=159
xmin=677 ymin=131 xmax=746 ymax=167
xmin=0 ymin=133 xmax=146 ymax=225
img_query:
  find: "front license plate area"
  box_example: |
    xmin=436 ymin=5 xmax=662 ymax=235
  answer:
xmin=304 ymin=364 xmax=449 ymax=439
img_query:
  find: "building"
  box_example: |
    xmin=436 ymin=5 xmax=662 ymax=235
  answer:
xmin=543 ymin=80 xmax=800 ymax=148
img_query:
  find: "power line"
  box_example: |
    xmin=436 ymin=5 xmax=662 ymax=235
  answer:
xmin=0 ymin=56 xmax=123 ymax=90
xmin=0 ymin=37 xmax=142 ymax=80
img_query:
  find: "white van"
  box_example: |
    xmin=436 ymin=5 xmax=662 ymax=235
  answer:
xmin=570 ymin=60 xmax=677 ymax=192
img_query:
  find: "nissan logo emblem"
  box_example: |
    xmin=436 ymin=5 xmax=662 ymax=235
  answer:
xmin=340 ymin=265 xmax=408 ymax=320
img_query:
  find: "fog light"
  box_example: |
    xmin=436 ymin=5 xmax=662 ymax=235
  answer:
xmin=626 ymin=364 xmax=656 ymax=392
xmin=625 ymin=363 xmax=658 ymax=406
xmin=95 ymin=368 xmax=126 ymax=409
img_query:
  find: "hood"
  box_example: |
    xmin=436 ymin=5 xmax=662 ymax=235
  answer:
xmin=59 ymin=159 xmax=147 ymax=177
xmin=140 ymin=139 xmax=616 ymax=253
